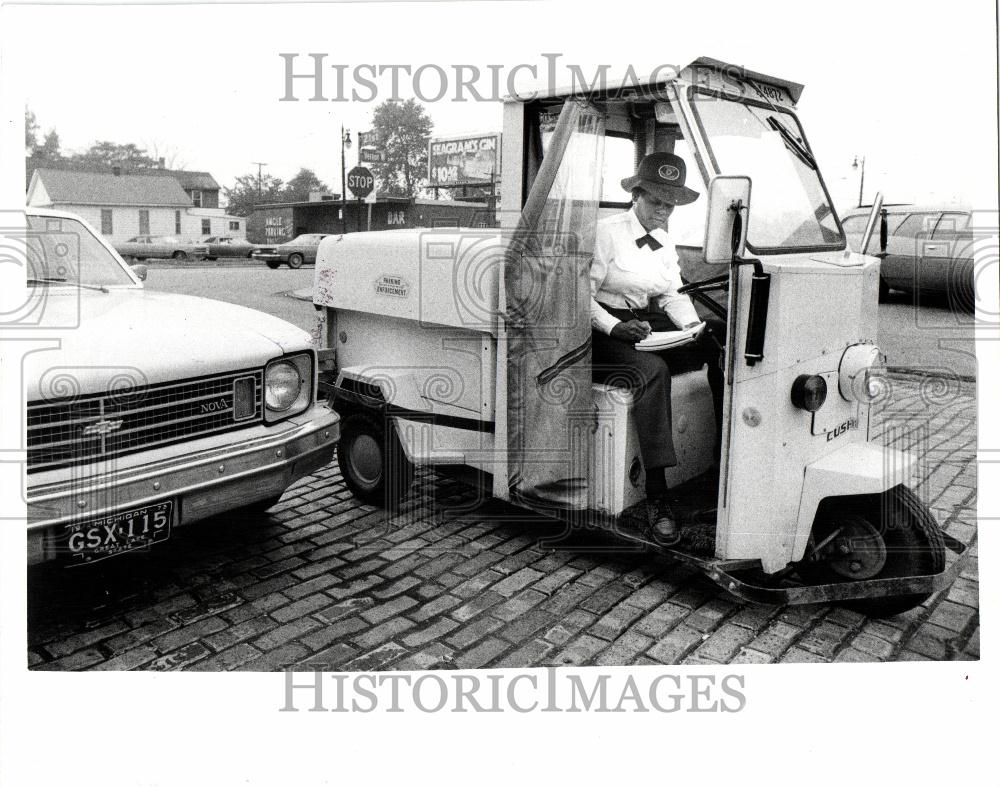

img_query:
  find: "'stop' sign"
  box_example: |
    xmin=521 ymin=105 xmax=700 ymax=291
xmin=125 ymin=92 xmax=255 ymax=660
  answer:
xmin=347 ymin=166 xmax=374 ymax=199
xmin=428 ymin=133 xmax=500 ymax=187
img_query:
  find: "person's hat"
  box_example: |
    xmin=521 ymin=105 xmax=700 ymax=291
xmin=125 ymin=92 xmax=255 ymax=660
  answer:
xmin=621 ymin=152 xmax=699 ymax=205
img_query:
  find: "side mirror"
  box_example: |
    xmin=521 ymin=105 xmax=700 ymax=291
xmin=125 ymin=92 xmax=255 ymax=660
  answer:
xmin=703 ymin=175 xmax=751 ymax=265
xmin=131 ymin=263 xmax=148 ymax=281
xmin=859 ymin=191 xmax=886 ymax=257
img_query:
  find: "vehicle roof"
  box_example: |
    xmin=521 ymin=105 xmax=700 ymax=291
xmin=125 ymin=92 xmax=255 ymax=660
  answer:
xmin=843 ymin=203 xmax=973 ymax=216
xmin=504 ymin=55 xmax=804 ymax=103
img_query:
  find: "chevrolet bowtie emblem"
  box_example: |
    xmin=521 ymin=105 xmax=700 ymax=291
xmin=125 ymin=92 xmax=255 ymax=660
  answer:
xmin=83 ymin=418 xmax=124 ymax=436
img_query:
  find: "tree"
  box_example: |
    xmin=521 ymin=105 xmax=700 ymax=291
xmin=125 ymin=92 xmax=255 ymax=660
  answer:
xmin=369 ymin=98 xmax=433 ymax=197
xmin=25 ymin=107 xmax=39 ymax=152
xmin=74 ymin=141 xmax=159 ymax=171
xmin=39 ymin=130 xmax=61 ymax=159
xmin=223 ymin=172 xmax=285 ymax=217
xmin=283 ymin=168 xmax=329 ymax=202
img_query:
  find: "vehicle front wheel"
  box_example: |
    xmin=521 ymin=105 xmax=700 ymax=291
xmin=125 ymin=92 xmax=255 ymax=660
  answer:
xmin=797 ymin=486 xmax=946 ymax=617
xmin=287 ymin=253 xmax=304 ymax=269
xmin=172 ymin=250 xmax=188 ymax=260
xmin=265 ymin=261 xmax=281 ymax=270
xmin=336 ymin=410 xmax=413 ymax=510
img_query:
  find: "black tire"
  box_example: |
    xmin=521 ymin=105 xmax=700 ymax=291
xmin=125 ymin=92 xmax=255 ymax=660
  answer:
xmin=797 ymin=485 xmax=945 ymax=618
xmin=336 ymin=410 xmax=413 ymax=510
xmin=265 ymin=261 xmax=281 ymax=270
xmin=878 ymin=276 xmax=889 ymax=302
xmin=287 ymin=253 xmax=304 ymax=269
xmin=172 ymin=250 xmax=188 ymax=260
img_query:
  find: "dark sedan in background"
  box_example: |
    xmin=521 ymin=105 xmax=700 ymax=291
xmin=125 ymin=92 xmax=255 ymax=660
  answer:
xmin=199 ymin=236 xmax=259 ymax=260
xmin=252 ymin=234 xmax=330 ymax=269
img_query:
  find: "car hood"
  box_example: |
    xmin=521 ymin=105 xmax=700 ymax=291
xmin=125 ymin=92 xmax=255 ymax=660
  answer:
xmin=25 ymin=288 xmax=312 ymax=400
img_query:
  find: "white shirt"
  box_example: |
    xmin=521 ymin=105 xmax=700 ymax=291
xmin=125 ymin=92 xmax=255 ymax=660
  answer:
xmin=590 ymin=207 xmax=700 ymax=335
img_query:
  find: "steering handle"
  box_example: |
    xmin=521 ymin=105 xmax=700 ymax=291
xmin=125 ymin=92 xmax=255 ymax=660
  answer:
xmin=677 ymin=273 xmax=730 ymax=295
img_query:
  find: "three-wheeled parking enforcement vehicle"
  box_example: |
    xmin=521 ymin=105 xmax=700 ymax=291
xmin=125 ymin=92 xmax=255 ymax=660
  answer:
xmin=313 ymin=56 xmax=968 ymax=617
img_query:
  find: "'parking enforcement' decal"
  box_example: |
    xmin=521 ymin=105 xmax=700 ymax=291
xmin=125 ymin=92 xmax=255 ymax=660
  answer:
xmin=375 ymin=274 xmax=410 ymax=297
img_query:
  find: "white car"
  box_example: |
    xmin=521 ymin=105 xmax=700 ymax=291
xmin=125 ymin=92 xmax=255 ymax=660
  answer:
xmin=22 ymin=209 xmax=339 ymax=565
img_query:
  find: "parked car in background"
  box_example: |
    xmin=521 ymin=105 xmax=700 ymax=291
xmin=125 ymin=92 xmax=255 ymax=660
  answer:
xmin=252 ymin=234 xmax=330 ymax=269
xmin=841 ymin=204 xmax=976 ymax=307
xmin=199 ymin=236 xmax=258 ymax=260
xmin=115 ymin=235 xmax=209 ymax=262
xmin=23 ymin=209 xmax=340 ymax=566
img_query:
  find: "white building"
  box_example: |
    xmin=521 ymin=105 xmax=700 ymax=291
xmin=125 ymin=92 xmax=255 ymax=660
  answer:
xmin=26 ymin=168 xmax=246 ymax=242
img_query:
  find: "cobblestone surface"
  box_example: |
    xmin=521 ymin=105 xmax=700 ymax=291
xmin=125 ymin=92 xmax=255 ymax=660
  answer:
xmin=27 ymin=375 xmax=979 ymax=670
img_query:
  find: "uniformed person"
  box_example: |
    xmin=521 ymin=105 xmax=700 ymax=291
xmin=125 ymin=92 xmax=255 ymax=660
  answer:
xmin=590 ymin=152 xmax=724 ymax=543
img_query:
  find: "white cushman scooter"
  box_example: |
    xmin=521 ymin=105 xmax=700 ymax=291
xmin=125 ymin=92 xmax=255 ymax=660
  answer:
xmin=313 ymin=57 xmax=967 ymax=617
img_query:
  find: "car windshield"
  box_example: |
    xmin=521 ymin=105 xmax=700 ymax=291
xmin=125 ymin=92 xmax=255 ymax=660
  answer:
xmin=691 ymin=94 xmax=843 ymax=251
xmin=26 ymin=215 xmax=136 ymax=287
xmin=290 ymin=235 xmax=320 ymax=244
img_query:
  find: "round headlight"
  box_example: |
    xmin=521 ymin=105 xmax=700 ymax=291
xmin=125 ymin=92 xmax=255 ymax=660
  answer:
xmin=265 ymin=361 xmax=302 ymax=411
xmin=839 ymin=344 xmax=884 ymax=402
xmin=791 ymin=374 xmax=828 ymax=412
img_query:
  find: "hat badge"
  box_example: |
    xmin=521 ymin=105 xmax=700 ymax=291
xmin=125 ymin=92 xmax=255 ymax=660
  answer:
xmin=657 ymin=164 xmax=680 ymax=181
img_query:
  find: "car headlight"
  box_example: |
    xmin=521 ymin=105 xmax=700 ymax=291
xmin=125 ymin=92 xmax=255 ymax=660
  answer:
xmin=838 ymin=343 xmax=885 ymax=403
xmin=264 ymin=352 xmax=313 ymax=422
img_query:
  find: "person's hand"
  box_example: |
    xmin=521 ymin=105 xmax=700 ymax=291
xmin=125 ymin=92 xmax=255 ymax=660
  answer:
xmin=611 ymin=319 xmax=652 ymax=342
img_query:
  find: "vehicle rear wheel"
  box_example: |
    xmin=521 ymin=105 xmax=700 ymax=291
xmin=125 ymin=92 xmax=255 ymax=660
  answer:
xmin=265 ymin=261 xmax=281 ymax=270
xmin=172 ymin=250 xmax=188 ymax=260
xmin=287 ymin=253 xmax=304 ymax=269
xmin=797 ymin=486 xmax=945 ymax=618
xmin=336 ymin=410 xmax=413 ymax=510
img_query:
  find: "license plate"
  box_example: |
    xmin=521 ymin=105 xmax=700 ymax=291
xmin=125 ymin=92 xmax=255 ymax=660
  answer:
xmin=61 ymin=501 xmax=173 ymax=565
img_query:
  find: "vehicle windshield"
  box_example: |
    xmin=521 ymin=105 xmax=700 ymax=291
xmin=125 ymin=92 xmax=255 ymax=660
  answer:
xmin=691 ymin=94 xmax=843 ymax=251
xmin=26 ymin=215 xmax=136 ymax=287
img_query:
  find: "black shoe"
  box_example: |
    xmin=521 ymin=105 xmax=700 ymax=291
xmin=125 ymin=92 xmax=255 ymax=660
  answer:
xmin=646 ymin=495 xmax=680 ymax=545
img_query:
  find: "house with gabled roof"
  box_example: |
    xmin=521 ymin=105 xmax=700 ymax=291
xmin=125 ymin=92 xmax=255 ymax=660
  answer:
xmin=26 ymin=167 xmax=245 ymax=242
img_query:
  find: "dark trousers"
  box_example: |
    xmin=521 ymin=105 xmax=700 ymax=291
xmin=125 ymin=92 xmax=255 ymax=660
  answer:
xmin=591 ymin=306 xmax=724 ymax=471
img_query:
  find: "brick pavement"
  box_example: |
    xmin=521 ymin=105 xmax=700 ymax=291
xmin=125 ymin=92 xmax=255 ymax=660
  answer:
xmin=27 ymin=374 xmax=979 ymax=670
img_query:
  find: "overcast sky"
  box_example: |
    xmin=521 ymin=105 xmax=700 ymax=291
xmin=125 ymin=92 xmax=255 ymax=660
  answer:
xmin=3 ymin=0 xmax=998 ymax=214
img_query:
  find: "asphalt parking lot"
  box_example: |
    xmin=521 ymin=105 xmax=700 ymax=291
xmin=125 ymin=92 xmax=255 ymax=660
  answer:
xmin=27 ymin=368 xmax=978 ymax=671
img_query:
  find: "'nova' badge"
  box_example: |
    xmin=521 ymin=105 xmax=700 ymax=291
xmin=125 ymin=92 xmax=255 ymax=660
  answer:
xmin=200 ymin=398 xmax=230 ymax=414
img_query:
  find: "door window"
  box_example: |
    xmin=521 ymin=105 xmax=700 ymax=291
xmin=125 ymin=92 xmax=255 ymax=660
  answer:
xmin=894 ymin=213 xmax=937 ymax=238
xmin=932 ymin=212 xmax=969 ymax=237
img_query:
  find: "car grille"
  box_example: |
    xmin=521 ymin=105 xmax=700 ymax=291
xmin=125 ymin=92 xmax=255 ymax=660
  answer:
xmin=27 ymin=369 xmax=264 ymax=473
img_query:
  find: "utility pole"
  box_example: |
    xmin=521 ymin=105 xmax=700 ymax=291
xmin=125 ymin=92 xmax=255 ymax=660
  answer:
xmin=252 ymin=162 xmax=267 ymax=199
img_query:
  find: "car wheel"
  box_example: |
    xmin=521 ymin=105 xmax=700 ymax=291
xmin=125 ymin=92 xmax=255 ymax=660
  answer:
xmin=796 ymin=486 xmax=945 ymax=618
xmin=265 ymin=261 xmax=281 ymax=270
xmin=337 ymin=410 xmax=413 ymax=510
xmin=287 ymin=253 xmax=304 ymax=269
xmin=172 ymin=250 xmax=188 ymax=260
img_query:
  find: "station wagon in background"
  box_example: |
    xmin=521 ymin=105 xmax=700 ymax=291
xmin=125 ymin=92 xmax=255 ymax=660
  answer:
xmin=199 ymin=236 xmax=259 ymax=260
xmin=252 ymin=233 xmax=330 ymax=269
xmin=115 ymin=234 xmax=209 ymax=262
xmin=24 ymin=209 xmax=340 ymax=566
xmin=841 ymin=205 xmax=976 ymax=308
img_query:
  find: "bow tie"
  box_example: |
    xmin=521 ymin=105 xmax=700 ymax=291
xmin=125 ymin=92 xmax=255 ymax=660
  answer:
xmin=635 ymin=233 xmax=663 ymax=251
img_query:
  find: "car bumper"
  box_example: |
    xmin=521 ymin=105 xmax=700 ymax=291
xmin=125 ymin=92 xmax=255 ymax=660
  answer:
xmin=26 ymin=403 xmax=340 ymax=564
xmin=253 ymin=253 xmax=287 ymax=262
